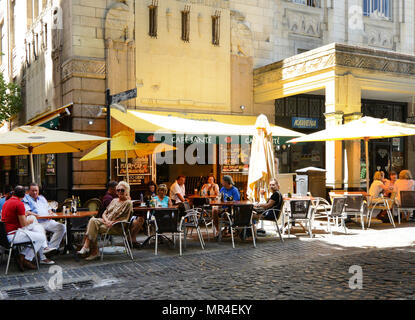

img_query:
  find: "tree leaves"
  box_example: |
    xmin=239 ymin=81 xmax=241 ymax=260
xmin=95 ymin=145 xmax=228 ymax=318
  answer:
xmin=0 ymin=72 xmax=22 ymax=122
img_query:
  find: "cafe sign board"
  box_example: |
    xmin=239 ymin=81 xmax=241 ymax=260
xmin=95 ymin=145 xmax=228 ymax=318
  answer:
xmin=117 ymin=156 xmax=151 ymax=177
xmin=292 ymin=117 xmax=318 ymax=129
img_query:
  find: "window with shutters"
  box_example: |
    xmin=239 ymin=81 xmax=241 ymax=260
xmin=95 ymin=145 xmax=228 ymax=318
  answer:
xmin=148 ymin=1 xmax=158 ymax=38
xmin=363 ymin=0 xmax=392 ymax=20
xmin=181 ymin=6 xmax=190 ymax=42
xmin=212 ymin=11 xmax=220 ymax=46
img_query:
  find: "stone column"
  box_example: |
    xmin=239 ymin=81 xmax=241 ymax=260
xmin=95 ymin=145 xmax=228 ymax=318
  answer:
xmin=407 ymin=98 xmax=415 ymax=175
xmin=324 ymin=74 xmax=362 ymax=189
xmin=324 ymin=111 xmax=344 ymax=189
xmin=344 ymin=112 xmax=363 ymax=189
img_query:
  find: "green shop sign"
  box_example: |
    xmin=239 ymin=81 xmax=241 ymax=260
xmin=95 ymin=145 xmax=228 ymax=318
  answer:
xmin=135 ymin=133 xmax=293 ymax=146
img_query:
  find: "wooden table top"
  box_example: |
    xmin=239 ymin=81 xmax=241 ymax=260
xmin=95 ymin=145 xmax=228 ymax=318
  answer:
xmin=330 ymin=191 xmax=369 ymax=197
xmin=40 ymin=211 xmax=98 ymax=219
xmin=209 ymin=200 xmax=252 ymax=206
xmin=283 ymin=196 xmax=315 ymax=201
xmin=133 ymin=206 xmax=177 ymax=211
xmin=187 ymin=195 xmax=218 ymax=199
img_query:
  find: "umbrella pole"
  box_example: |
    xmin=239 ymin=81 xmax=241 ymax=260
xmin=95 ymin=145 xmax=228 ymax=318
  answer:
xmin=125 ymin=150 xmax=129 ymax=184
xmin=29 ymin=147 xmax=35 ymax=183
xmin=365 ymin=138 xmax=369 ymax=192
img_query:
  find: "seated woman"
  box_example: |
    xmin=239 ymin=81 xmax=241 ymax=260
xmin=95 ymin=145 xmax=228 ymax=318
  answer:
xmin=369 ymin=171 xmax=390 ymax=200
xmin=77 ymin=181 xmax=133 ymax=260
xmin=369 ymin=171 xmax=391 ymax=222
xmin=201 ymin=175 xmax=219 ymax=197
xmin=153 ymin=184 xmax=173 ymax=208
xmin=393 ymin=170 xmax=415 ymax=222
xmin=129 ymin=184 xmax=172 ymax=248
xmin=384 ymin=171 xmax=398 ymax=197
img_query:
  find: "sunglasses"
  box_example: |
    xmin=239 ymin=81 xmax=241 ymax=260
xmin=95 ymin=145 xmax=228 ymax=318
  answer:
xmin=116 ymin=189 xmax=125 ymax=193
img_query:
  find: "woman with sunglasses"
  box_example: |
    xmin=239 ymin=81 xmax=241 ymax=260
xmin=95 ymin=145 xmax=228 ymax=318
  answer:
xmin=77 ymin=181 xmax=133 ymax=260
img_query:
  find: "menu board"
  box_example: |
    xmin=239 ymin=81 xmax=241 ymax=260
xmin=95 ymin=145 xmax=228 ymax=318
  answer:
xmin=219 ymin=143 xmax=249 ymax=174
xmin=127 ymin=175 xmax=145 ymax=185
xmin=117 ymin=156 xmax=151 ymax=185
xmin=45 ymin=154 xmax=56 ymax=175
xmin=17 ymin=156 xmax=29 ymax=176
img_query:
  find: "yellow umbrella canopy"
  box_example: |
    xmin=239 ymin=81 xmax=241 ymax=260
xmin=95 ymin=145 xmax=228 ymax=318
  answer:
xmin=79 ymin=131 xmax=176 ymax=161
xmin=80 ymin=130 xmax=176 ymax=184
xmin=0 ymin=125 xmax=109 ymax=156
xmin=287 ymin=116 xmax=415 ymax=190
xmin=247 ymin=115 xmax=276 ymax=202
xmin=0 ymin=125 xmax=109 ymax=182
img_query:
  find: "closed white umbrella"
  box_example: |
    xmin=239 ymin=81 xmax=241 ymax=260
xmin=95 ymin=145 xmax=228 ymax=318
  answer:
xmin=247 ymin=115 xmax=277 ymax=202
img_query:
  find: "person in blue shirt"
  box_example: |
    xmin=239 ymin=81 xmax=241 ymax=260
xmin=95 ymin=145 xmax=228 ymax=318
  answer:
xmin=219 ymin=176 xmax=241 ymax=202
xmin=0 ymin=185 xmax=13 ymax=218
xmin=23 ymin=183 xmax=66 ymax=257
xmin=212 ymin=175 xmax=240 ymax=236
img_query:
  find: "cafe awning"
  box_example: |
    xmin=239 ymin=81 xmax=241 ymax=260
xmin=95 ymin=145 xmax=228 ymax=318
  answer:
xmin=110 ymin=109 xmax=304 ymax=138
xmin=25 ymin=103 xmax=73 ymax=129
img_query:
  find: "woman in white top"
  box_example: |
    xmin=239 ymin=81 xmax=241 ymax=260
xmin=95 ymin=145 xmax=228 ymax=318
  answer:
xmin=393 ymin=170 xmax=415 ymax=221
xmin=368 ymin=171 xmax=392 ymax=221
xmin=369 ymin=171 xmax=389 ymax=200
xmin=201 ymin=175 xmax=220 ymax=197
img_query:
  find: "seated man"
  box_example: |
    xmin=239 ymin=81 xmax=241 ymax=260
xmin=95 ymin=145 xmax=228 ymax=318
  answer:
xmin=212 ymin=175 xmax=240 ymax=236
xmin=102 ymin=181 xmax=118 ymax=210
xmin=2 ymin=186 xmax=54 ymax=271
xmin=77 ymin=181 xmax=133 ymax=261
xmin=170 ymin=176 xmax=186 ymax=204
xmin=253 ymin=179 xmax=283 ymax=234
xmin=23 ymin=183 xmax=66 ymax=256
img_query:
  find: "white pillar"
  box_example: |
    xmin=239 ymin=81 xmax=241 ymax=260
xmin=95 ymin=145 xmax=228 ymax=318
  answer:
xmin=324 ymin=111 xmax=344 ymax=189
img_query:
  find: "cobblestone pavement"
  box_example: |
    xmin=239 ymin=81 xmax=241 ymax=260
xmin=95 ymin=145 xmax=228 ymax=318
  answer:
xmin=1 ymin=222 xmax=415 ymax=300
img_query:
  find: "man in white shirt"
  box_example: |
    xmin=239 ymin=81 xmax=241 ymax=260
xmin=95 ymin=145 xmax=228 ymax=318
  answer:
xmin=170 ymin=176 xmax=186 ymax=204
xmin=23 ymin=183 xmax=66 ymax=256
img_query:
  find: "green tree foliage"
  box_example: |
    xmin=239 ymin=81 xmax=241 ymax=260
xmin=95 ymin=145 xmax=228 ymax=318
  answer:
xmin=0 ymin=73 xmax=22 ymax=122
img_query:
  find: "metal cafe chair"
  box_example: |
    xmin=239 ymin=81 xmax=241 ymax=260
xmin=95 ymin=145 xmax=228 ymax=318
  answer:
xmin=188 ymin=198 xmax=214 ymax=240
xmin=180 ymin=207 xmax=205 ymax=252
xmin=310 ymin=197 xmax=332 ymax=229
xmin=397 ymin=191 xmax=415 ymax=224
xmin=83 ymin=198 xmax=103 ymax=212
xmin=287 ymin=199 xmax=313 ymax=238
xmin=100 ymin=208 xmax=134 ymax=261
xmin=367 ymin=193 xmax=396 ymax=228
xmin=153 ymin=208 xmax=182 ymax=256
xmin=260 ymin=200 xmax=285 ymax=243
xmin=344 ymin=194 xmax=366 ymax=230
xmin=218 ymin=204 xmax=256 ymax=249
xmin=0 ymin=222 xmax=39 ymax=275
xmin=320 ymin=197 xmax=347 ymax=234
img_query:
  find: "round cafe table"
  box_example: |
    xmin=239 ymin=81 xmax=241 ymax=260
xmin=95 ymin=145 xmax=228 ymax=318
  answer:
xmin=41 ymin=211 xmax=97 ymax=260
xmin=133 ymin=205 xmax=179 ymax=247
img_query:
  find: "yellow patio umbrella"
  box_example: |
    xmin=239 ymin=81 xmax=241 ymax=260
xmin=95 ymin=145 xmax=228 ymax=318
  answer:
xmin=80 ymin=130 xmax=176 ymax=183
xmin=247 ymin=115 xmax=277 ymax=202
xmin=0 ymin=125 xmax=109 ymax=182
xmin=287 ymin=116 xmax=415 ymax=191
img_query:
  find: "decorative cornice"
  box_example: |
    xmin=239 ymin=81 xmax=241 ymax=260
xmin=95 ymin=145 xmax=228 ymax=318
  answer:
xmin=61 ymin=58 xmax=106 ymax=81
xmin=176 ymin=0 xmax=229 ymax=9
xmin=254 ymin=43 xmax=415 ymax=90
